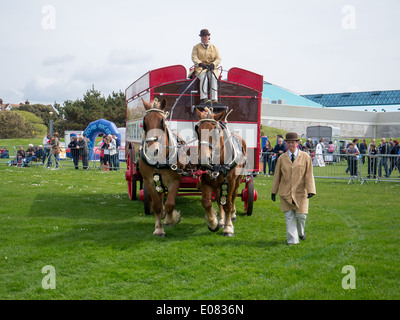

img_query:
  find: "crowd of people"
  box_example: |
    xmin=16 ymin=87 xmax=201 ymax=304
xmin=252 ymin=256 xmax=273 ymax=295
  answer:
xmin=67 ymin=132 xmax=121 ymax=171
xmin=98 ymin=133 xmax=120 ymax=171
xmin=261 ymin=135 xmax=400 ymax=178
xmin=3 ymin=132 xmax=121 ymax=171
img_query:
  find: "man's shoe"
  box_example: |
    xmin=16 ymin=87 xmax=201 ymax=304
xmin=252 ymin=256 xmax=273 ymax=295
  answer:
xmin=299 ymin=234 xmax=306 ymax=241
xmin=212 ymin=100 xmax=219 ymax=104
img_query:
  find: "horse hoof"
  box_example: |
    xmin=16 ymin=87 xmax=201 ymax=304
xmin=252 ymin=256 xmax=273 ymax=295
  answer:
xmin=222 ymin=232 xmax=234 ymax=237
xmin=164 ymin=216 xmax=181 ymax=227
xmin=153 ymin=232 xmax=166 ymax=237
xmin=208 ymin=225 xmax=220 ymax=232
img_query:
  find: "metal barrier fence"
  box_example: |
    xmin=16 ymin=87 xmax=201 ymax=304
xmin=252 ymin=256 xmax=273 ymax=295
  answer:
xmin=260 ymin=151 xmax=400 ymax=184
xmin=2 ymin=146 xmax=399 ymax=183
xmin=0 ymin=146 xmax=126 ymax=171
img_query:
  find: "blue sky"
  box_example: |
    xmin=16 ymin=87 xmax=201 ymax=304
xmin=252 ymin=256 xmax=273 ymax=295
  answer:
xmin=1 ymin=0 xmax=399 ymax=104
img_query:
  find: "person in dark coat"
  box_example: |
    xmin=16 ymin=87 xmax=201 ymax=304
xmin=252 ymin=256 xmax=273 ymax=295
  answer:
xmin=262 ymin=140 xmax=273 ymax=176
xmin=270 ymin=136 xmax=287 ymax=174
xmin=77 ymin=136 xmax=89 ymax=170
xmin=359 ymin=139 xmax=368 ymax=164
xmin=68 ymin=136 xmax=79 ymax=169
xmin=389 ymin=140 xmax=399 ymax=176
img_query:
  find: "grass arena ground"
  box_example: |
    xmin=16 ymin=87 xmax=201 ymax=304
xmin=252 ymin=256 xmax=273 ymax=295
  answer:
xmin=0 ymin=164 xmax=399 ymax=300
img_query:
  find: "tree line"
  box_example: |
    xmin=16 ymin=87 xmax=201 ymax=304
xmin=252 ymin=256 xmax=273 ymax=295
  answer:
xmin=0 ymin=88 xmax=126 ymax=139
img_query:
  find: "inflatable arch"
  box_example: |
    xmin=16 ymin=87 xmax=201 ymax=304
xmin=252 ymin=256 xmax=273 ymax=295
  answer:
xmin=83 ymin=119 xmax=122 ymax=160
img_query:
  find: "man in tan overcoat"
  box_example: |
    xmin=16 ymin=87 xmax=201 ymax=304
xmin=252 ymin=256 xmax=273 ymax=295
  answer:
xmin=191 ymin=29 xmax=221 ymax=104
xmin=271 ymin=132 xmax=316 ymax=245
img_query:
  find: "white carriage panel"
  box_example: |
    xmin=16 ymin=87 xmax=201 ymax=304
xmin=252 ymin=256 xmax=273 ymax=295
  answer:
xmin=225 ymin=123 xmax=258 ymax=149
xmin=166 ymin=121 xmax=258 ymax=149
xmin=157 ymin=120 xmax=259 ymax=170
xmin=167 ymin=120 xmax=199 ymax=147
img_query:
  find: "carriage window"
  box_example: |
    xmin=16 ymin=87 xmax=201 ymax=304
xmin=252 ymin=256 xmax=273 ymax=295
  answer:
xmin=133 ymin=123 xmax=137 ymax=140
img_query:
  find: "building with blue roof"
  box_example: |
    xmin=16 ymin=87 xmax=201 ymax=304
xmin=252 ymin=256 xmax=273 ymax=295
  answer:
xmin=302 ymin=90 xmax=400 ymax=112
xmin=260 ymin=82 xmax=400 ymax=138
xmin=262 ymin=80 xmax=400 ymax=112
xmin=262 ymin=82 xmax=323 ymax=107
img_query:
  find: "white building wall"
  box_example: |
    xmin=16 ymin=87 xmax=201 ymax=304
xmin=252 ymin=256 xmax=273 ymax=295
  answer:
xmin=261 ymin=102 xmax=400 ymax=138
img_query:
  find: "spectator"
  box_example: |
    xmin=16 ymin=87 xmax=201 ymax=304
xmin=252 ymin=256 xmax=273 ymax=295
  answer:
xmin=304 ymin=138 xmax=313 ymax=153
xmin=42 ymin=133 xmax=51 ymax=165
xmin=378 ymin=138 xmax=390 ymax=178
xmin=101 ymin=135 xmax=110 ymax=171
xmin=0 ymin=147 xmax=10 ymax=159
xmin=107 ymin=134 xmax=117 ymax=171
xmin=261 ymin=140 xmax=273 ymax=176
xmin=25 ymin=144 xmax=37 ymax=164
xmin=345 ymin=142 xmax=360 ymax=177
xmin=353 ymin=138 xmax=360 ymax=150
xmin=319 ymin=137 xmax=326 ymax=151
xmin=277 ymin=134 xmax=288 ymax=150
xmin=389 ymin=140 xmax=399 ymax=176
xmin=359 ymin=139 xmax=368 ymax=164
xmin=345 ymin=139 xmax=359 ymax=174
xmin=325 ymin=141 xmax=334 ymax=163
xmin=389 ymin=138 xmax=394 ymax=150
xmin=83 ymin=133 xmax=93 ymax=156
xmin=99 ymin=135 xmax=106 ymax=169
xmin=49 ymin=132 xmax=60 ymax=168
xmin=297 ymin=139 xmax=304 ymax=151
xmin=271 ymin=136 xmax=287 ymax=175
xmin=68 ymin=136 xmax=79 ymax=169
xmin=16 ymin=146 xmax=26 ymax=165
xmin=77 ymin=135 xmax=89 ymax=170
xmin=112 ymin=133 xmax=121 ymax=170
xmin=313 ymin=139 xmax=325 ymax=167
xmin=367 ymin=143 xmax=378 ymax=179
xmin=35 ymin=145 xmax=44 ymax=162
xmin=368 ymin=138 xmax=376 ymax=150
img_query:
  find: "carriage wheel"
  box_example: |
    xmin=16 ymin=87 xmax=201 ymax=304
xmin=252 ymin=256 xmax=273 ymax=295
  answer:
xmin=127 ymin=149 xmax=137 ymax=200
xmin=143 ymin=184 xmax=151 ymax=215
xmin=244 ymin=178 xmax=254 ymax=216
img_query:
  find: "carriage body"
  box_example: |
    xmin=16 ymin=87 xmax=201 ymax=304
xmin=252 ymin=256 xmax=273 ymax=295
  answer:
xmin=124 ymin=65 xmax=263 ymax=214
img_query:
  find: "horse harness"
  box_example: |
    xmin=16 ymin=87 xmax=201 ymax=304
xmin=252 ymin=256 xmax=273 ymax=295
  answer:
xmin=195 ymin=116 xmax=244 ymax=205
xmin=140 ymin=104 xmax=244 ymax=201
xmin=140 ymin=105 xmax=191 ymax=194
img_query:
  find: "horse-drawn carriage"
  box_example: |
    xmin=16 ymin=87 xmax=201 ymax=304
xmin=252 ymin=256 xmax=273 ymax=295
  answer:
xmin=124 ymin=64 xmax=263 ymax=236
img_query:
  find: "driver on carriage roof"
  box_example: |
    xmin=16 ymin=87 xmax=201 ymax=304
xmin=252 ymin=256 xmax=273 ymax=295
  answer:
xmin=190 ymin=28 xmax=221 ymax=105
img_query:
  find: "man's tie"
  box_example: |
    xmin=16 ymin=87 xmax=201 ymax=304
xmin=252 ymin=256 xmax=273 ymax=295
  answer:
xmin=291 ymin=153 xmax=295 ymax=163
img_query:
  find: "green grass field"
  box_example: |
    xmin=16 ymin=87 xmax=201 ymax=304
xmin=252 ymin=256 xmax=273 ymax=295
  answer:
xmin=0 ymin=165 xmax=399 ymax=300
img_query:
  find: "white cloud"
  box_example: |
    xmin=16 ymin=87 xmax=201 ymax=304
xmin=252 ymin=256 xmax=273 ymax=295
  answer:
xmin=23 ymin=75 xmax=86 ymax=103
xmin=42 ymin=54 xmax=76 ymax=66
xmin=107 ymin=49 xmax=153 ymax=66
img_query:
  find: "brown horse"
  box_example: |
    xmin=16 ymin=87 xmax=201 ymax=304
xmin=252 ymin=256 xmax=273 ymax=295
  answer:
xmin=139 ymin=98 xmax=183 ymax=237
xmin=195 ymin=107 xmax=247 ymax=236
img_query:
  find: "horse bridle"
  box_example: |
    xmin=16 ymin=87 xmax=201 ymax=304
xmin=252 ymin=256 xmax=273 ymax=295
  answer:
xmin=195 ymin=118 xmax=221 ymax=149
xmin=142 ymin=107 xmax=167 ymax=142
xmin=195 ymin=115 xmax=242 ymax=179
xmin=141 ymin=106 xmax=179 ymax=171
